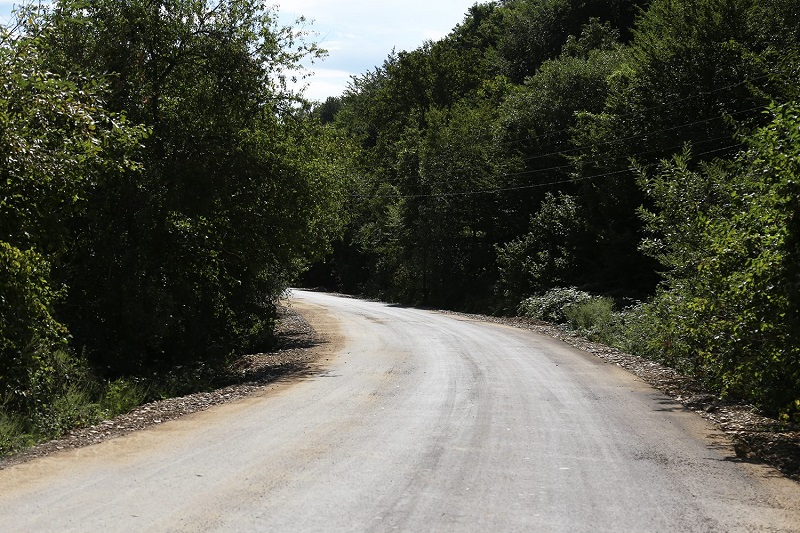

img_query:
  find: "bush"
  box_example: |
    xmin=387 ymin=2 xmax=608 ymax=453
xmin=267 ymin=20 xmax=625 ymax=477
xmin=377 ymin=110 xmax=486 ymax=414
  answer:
xmin=564 ymin=296 xmax=619 ymax=344
xmin=0 ymin=409 xmax=33 ymax=455
xmin=100 ymin=379 xmax=148 ymax=418
xmin=636 ymin=103 xmax=800 ymax=421
xmin=497 ymin=193 xmax=588 ymax=298
xmin=40 ymin=383 xmax=101 ymax=435
xmin=518 ymin=286 xmax=637 ymax=346
xmin=518 ymin=287 xmax=593 ymax=323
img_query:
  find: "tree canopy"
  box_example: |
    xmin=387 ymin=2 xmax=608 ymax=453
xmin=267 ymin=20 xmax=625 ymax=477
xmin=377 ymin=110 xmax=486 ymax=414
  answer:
xmin=1 ymin=0 xmax=351 ymax=442
xmin=310 ymin=0 xmax=800 ymax=419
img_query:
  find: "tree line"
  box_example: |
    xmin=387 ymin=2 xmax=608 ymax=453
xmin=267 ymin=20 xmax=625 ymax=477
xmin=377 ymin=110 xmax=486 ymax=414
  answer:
xmin=2 ymin=0 xmax=798 ymax=451
xmin=1 ymin=0 xmax=352 ymax=451
xmin=307 ymin=0 xmax=799 ymax=421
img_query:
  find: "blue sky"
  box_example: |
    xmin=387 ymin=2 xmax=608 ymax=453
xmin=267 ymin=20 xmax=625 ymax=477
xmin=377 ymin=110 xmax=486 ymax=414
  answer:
xmin=1 ymin=1 xmax=477 ymax=101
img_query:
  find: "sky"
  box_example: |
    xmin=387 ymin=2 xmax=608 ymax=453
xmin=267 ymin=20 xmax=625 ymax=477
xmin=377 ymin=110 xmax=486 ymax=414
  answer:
xmin=0 ymin=1 xmax=477 ymax=102
xmin=277 ymin=1 xmax=477 ymax=101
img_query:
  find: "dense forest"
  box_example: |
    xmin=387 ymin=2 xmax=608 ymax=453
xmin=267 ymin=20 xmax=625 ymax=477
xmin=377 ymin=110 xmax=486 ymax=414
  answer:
xmin=307 ymin=0 xmax=799 ymax=422
xmin=1 ymin=0 xmax=799 ymax=453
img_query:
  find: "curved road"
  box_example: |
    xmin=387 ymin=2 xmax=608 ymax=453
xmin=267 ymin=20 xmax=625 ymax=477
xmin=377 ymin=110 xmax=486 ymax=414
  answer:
xmin=1 ymin=290 xmax=799 ymax=532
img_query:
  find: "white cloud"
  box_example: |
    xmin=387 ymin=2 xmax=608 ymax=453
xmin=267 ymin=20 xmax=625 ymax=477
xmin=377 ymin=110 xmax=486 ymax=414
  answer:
xmin=301 ymin=73 xmax=354 ymax=102
xmin=278 ymin=0 xmax=476 ymax=100
xmin=0 ymin=1 xmax=475 ymax=101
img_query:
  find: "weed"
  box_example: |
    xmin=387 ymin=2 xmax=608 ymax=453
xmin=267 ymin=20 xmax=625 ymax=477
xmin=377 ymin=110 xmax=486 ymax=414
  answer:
xmin=100 ymin=379 xmax=148 ymax=418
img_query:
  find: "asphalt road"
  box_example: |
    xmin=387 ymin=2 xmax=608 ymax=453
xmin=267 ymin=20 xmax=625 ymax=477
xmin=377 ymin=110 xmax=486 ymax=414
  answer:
xmin=1 ymin=290 xmax=799 ymax=532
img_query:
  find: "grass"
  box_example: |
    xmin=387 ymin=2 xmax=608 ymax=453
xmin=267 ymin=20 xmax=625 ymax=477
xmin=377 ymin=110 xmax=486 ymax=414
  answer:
xmin=0 ymin=361 xmax=213 ymax=458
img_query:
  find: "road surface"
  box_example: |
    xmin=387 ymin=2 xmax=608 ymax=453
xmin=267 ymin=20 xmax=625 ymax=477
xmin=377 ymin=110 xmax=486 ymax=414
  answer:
xmin=1 ymin=290 xmax=799 ymax=532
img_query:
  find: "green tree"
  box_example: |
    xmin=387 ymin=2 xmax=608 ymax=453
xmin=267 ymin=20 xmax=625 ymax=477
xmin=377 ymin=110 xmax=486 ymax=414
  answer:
xmin=393 ymin=102 xmax=512 ymax=307
xmin=637 ymin=103 xmax=800 ymax=420
xmin=495 ymin=0 xmax=645 ymax=82
xmin=1 ymin=8 xmax=145 ymax=413
xmin=326 ymin=0 xmax=652 ymax=306
xmin=35 ymin=0 xmax=346 ymax=374
xmin=496 ymin=19 xmax=627 ymax=246
xmin=496 ymin=193 xmax=588 ymax=299
xmin=566 ymin=0 xmax=799 ymax=296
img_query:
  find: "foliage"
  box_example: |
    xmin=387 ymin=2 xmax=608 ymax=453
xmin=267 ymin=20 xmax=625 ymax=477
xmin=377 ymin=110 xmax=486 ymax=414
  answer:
xmin=563 ymin=297 xmax=619 ymax=345
xmin=100 ymin=378 xmax=148 ymax=417
xmin=496 ymin=193 xmax=588 ymax=299
xmin=33 ymin=0 xmax=348 ymax=374
xmin=0 ymin=1 xmax=350 ymax=453
xmin=494 ymin=0 xmax=644 ymax=82
xmin=518 ymin=286 xmax=623 ymax=345
xmin=637 ymin=103 xmax=800 ymax=420
xmin=385 ymin=101 xmax=512 ymax=307
xmin=568 ymin=0 xmax=800 ymax=297
xmin=0 ymin=244 xmax=66 ymax=406
xmin=0 ymin=409 xmax=32 ymax=455
xmin=1 ymin=15 xmax=144 ymax=257
xmin=0 ymin=347 xmax=101 ymax=453
xmin=1 ymin=8 xmax=145 ymax=422
xmin=518 ymin=287 xmax=593 ymax=323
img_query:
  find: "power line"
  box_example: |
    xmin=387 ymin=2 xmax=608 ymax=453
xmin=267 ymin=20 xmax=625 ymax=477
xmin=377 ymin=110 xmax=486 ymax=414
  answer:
xmin=516 ymin=104 xmax=763 ymax=164
xmin=349 ymin=88 xmax=771 ymax=198
xmin=373 ymin=101 xmax=763 ymax=190
xmin=352 ymin=167 xmax=640 ymax=200
xmin=497 ymin=72 xmax=773 ymax=147
xmin=351 ymin=142 xmax=742 ymax=200
xmin=371 ymin=131 xmax=740 ymax=190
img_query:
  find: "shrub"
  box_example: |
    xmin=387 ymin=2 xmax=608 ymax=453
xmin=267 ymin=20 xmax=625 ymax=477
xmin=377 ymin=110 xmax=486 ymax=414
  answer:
xmin=0 ymin=408 xmax=32 ymax=455
xmin=519 ymin=287 xmax=637 ymax=346
xmin=100 ymin=379 xmax=148 ymax=418
xmin=0 ymin=243 xmax=69 ymax=414
xmin=636 ymin=103 xmax=800 ymax=420
xmin=518 ymin=287 xmax=593 ymax=323
xmin=564 ymin=296 xmax=619 ymax=344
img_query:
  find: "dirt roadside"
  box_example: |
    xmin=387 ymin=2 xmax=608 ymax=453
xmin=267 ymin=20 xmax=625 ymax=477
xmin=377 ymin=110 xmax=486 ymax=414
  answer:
xmin=2 ymin=295 xmax=797 ymax=484
xmin=0 ymin=298 xmax=340 ymax=471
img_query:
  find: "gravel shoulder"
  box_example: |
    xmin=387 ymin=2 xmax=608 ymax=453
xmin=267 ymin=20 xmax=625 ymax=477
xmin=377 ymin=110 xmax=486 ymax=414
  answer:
xmin=2 ymin=292 xmax=798 ymax=484
xmin=0 ymin=300 xmax=332 ymax=470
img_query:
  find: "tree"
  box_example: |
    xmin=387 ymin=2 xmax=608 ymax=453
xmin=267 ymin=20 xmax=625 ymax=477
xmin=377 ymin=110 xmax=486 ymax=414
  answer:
xmin=496 ymin=193 xmax=588 ymax=299
xmin=33 ymin=0 xmax=346 ymax=374
xmin=566 ymin=0 xmax=798 ymax=296
xmin=637 ymin=103 xmax=800 ymax=420
xmin=495 ymin=0 xmax=646 ymax=82
xmin=1 ymin=7 xmax=145 ymax=412
xmin=391 ymin=102 xmax=511 ymax=307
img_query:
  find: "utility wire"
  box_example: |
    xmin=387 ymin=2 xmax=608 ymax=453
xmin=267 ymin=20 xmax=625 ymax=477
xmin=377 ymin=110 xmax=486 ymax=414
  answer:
xmin=350 ymin=82 xmax=772 ymax=198
xmin=497 ymin=72 xmax=773 ymax=147
xmin=352 ymin=142 xmax=742 ymax=200
xmin=372 ymin=129 xmax=742 ymax=190
xmin=516 ymin=104 xmax=763 ymax=164
xmin=373 ymin=101 xmax=763 ymax=189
